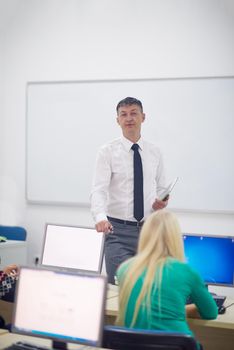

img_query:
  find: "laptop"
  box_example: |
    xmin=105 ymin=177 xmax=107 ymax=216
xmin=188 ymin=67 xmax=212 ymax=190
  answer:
xmin=8 ymin=266 xmax=107 ymax=349
xmin=40 ymin=224 xmax=104 ymax=273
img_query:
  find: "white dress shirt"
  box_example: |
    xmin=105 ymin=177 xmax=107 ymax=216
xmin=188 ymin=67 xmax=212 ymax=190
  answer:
xmin=90 ymin=136 xmax=166 ymax=223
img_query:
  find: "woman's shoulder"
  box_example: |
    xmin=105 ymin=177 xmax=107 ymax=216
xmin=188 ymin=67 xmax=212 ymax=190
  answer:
xmin=166 ymin=258 xmax=198 ymax=274
xmin=166 ymin=258 xmax=205 ymax=283
xmin=165 ymin=257 xmax=186 ymax=267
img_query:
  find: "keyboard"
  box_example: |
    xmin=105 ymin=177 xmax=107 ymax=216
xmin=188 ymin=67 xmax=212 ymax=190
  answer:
xmin=4 ymin=342 xmax=50 ymax=350
xmin=3 ymin=341 xmax=88 ymax=350
xmin=213 ymin=295 xmax=226 ymax=308
xmin=186 ymin=294 xmax=226 ymax=310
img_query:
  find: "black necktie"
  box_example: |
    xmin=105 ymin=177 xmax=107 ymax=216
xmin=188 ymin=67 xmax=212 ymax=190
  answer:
xmin=131 ymin=144 xmax=144 ymax=222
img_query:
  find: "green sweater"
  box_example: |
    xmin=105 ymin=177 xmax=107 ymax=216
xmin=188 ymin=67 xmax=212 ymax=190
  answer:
xmin=117 ymin=258 xmax=218 ymax=336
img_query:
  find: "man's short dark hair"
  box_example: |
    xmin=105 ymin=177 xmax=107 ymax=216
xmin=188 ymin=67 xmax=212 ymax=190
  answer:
xmin=116 ymin=97 xmax=143 ymax=113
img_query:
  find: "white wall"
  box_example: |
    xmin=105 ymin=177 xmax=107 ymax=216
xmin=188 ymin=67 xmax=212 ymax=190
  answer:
xmin=0 ymin=0 xmax=234 ymax=295
xmin=0 ymin=30 xmax=6 ymax=219
xmin=0 ymin=33 xmax=3 ymax=162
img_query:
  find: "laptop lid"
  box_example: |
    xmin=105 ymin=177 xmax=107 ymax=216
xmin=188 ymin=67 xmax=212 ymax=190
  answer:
xmin=41 ymin=224 xmax=104 ymax=273
xmin=11 ymin=266 xmax=107 ymax=347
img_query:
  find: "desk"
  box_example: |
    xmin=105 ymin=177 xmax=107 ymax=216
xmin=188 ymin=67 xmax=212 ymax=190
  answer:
xmin=0 ymin=301 xmax=13 ymax=325
xmin=0 ymin=329 xmax=8 ymax=335
xmin=188 ymin=309 xmax=234 ymax=350
xmin=105 ymin=294 xmax=234 ymax=350
xmin=1 ymin=288 xmax=233 ymax=350
xmin=0 ymin=333 xmax=106 ymax=350
xmin=0 ymin=241 xmax=27 ymax=269
xmin=107 ymin=283 xmax=118 ymax=299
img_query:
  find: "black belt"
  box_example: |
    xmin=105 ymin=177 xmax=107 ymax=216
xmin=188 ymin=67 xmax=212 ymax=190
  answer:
xmin=107 ymin=216 xmax=144 ymax=227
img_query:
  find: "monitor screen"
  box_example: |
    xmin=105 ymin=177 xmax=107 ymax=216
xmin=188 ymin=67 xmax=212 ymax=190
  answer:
xmin=183 ymin=234 xmax=234 ymax=286
xmin=41 ymin=224 xmax=104 ymax=273
xmin=12 ymin=267 xmax=107 ymax=347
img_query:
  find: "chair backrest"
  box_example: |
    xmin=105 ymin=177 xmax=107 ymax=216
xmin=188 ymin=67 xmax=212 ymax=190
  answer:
xmin=0 ymin=226 xmax=27 ymax=241
xmin=102 ymin=326 xmax=198 ymax=350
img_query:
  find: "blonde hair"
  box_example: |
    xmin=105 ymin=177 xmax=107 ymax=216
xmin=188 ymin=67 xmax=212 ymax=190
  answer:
xmin=116 ymin=209 xmax=184 ymax=326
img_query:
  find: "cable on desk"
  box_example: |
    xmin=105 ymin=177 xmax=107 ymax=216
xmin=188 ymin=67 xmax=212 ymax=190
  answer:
xmin=225 ymin=302 xmax=234 ymax=309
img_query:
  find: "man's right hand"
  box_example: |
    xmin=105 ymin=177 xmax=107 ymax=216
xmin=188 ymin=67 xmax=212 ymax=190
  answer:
xmin=95 ymin=220 xmax=113 ymax=234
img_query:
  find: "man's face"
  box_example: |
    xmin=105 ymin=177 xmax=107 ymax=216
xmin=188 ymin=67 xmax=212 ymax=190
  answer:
xmin=116 ymin=104 xmax=145 ymax=135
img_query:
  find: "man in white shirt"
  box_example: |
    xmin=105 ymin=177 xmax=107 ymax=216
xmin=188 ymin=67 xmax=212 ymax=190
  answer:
xmin=91 ymin=97 xmax=168 ymax=284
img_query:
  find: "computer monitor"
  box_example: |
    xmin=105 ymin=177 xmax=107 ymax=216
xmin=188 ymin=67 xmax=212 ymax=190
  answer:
xmin=183 ymin=233 xmax=234 ymax=287
xmin=41 ymin=224 xmax=104 ymax=273
xmin=11 ymin=266 xmax=107 ymax=348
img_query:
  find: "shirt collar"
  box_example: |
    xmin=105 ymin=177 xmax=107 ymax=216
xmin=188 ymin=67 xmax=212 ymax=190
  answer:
xmin=121 ymin=136 xmax=144 ymax=152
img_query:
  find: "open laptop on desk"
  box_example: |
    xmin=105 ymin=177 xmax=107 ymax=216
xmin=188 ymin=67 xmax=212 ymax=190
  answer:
xmin=40 ymin=224 xmax=104 ymax=273
xmin=6 ymin=266 xmax=107 ymax=349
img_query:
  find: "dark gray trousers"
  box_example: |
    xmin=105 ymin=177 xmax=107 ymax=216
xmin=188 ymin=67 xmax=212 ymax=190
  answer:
xmin=104 ymin=220 xmax=141 ymax=284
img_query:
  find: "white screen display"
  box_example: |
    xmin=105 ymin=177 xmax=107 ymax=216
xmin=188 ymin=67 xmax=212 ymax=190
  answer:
xmin=13 ymin=268 xmax=106 ymax=346
xmin=41 ymin=225 xmax=104 ymax=272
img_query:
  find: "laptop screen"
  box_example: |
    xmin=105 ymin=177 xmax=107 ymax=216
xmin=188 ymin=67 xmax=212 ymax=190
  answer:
xmin=41 ymin=224 xmax=104 ymax=273
xmin=12 ymin=267 xmax=107 ymax=347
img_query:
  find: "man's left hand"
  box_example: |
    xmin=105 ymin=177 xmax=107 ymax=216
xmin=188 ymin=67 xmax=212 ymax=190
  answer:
xmin=152 ymin=197 xmax=169 ymax=211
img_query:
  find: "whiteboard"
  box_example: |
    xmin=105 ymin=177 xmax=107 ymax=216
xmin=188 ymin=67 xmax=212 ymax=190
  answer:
xmin=26 ymin=77 xmax=234 ymax=212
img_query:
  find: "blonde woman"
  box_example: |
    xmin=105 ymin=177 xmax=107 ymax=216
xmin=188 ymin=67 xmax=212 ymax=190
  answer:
xmin=116 ymin=210 xmax=217 ymax=348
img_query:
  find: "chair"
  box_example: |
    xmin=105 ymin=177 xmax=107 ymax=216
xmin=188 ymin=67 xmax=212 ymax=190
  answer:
xmin=102 ymin=325 xmax=198 ymax=350
xmin=0 ymin=225 xmax=27 ymax=241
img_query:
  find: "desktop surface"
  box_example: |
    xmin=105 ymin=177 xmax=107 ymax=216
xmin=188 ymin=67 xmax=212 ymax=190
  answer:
xmin=105 ymin=291 xmax=234 ymax=326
